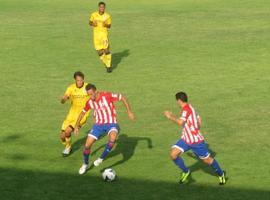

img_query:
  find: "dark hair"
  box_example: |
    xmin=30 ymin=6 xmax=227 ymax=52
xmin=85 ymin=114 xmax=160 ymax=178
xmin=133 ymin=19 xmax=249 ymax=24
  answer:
xmin=85 ymin=83 xmax=97 ymax=91
xmin=175 ymin=92 xmax=188 ymax=102
xmin=98 ymin=2 xmax=106 ymax=6
xmin=73 ymin=71 xmax=84 ymax=79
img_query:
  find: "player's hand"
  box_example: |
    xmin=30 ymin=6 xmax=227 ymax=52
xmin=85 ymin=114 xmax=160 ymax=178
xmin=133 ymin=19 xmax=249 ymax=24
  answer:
xmin=164 ymin=111 xmax=173 ymax=119
xmin=74 ymin=127 xmax=79 ymax=136
xmin=60 ymin=95 xmax=69 ymax=104
xmin=128 ymin=112 xmax=135 ymax=121
xmin=91 ymin=21 xmax=97 ymax=27
xmin=60 ymin=96 xmax=65 ymax=104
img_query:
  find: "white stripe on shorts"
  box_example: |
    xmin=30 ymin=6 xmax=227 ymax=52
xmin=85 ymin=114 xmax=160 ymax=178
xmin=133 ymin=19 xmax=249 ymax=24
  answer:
xmin=108 ymin=128 xmax=118 ymax=135
xmin=171 ymin=145 xmax=185 ymax=153
xmin=88 ymin=134 xmax=98 ymax=140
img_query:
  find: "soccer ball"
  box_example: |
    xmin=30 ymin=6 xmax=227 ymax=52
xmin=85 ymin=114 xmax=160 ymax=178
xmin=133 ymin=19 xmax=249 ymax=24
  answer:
xmin=102 ymin=168 xmax=116 ymax=182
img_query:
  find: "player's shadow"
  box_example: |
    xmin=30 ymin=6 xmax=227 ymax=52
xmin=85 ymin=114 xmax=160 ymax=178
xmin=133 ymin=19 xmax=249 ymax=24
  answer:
xmin=2 ymin=134 xmax=22 ymax=142
xmin=112 ymin=49 xmax=130 ymax=70
xmin=91 ymin=134 xmax=153 ymax=171
xmin=71 ymin=136 xmax=86 ymax=154
xmin=2 ymin=167 xmax=269 ymax=200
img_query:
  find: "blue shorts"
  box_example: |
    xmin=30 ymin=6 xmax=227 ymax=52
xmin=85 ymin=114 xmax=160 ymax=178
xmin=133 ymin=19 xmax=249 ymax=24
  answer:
xmin=172 ymin=139 xmax=210 ymax=159
xmin=88 ymin=123 xmax=120 ymax=140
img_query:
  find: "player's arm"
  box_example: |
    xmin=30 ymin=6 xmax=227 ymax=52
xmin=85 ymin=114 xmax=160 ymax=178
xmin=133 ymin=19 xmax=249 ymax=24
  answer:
xmin=103 ymin=16 xmax=111 ymax=28
xmin=197 ymin=115 xmax=202 ymax=129
xmin=60 ymin=86 xmax=71 ymax=104
xmin=120 ymin=95 xmax=135 ymax=120
xmin=74 ymin=111 xmax=86 ymax=136
xmin=60 ymin=95 xmax=69 ymax=104
xmin=164 ymin=111 xmax=184 ymax=126
xmin=74 ymin=101 xmax=91 ymax=135
xmin=89 ymin=20 xmax=97 ymax=27
xmin=89 ymin=13 xmax=97 ymax=27
xmin=103 ymin=23 xmax=111 ymax=28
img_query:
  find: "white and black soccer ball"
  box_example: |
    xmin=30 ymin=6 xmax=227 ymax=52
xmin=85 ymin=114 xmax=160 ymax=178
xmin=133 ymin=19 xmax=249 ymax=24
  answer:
xmin=102 ymin=168 xmax=116 ymax=182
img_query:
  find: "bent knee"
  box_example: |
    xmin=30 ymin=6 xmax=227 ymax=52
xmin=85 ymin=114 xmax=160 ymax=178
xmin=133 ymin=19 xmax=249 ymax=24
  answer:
xmin=104 ymin=49 xmax=110 ymax=55
xmin=170 ymin=149 xmax=182 ymax=160
xmin=109 ymin=132 xmax=117 ymax=141
xmin=201 ymin=156 xmax=213 ymax=165
xmin=97 ymin=50 xmax=104 ymax=56
xmin=60 ymin=132 xmax=66 ymax=140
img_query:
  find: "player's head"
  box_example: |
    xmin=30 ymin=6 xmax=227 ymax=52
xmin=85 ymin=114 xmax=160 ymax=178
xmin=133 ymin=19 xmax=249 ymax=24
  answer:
xmin=73 ymin=71 xmax=84 ymax=88
xmin=98 ymin=2 xmax=106 ymax=13
xmin=85 ymin=83 xmax=97 ymax=99
xmin=175 ymin=92 xmax=188 ymax=106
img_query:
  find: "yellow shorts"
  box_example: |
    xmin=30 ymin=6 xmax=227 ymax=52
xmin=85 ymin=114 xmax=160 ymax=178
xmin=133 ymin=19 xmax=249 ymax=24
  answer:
xmin=61 ymin=110 xmax=90 ymax=131
xmin=94 ymin=35 xmax=109 ymax=50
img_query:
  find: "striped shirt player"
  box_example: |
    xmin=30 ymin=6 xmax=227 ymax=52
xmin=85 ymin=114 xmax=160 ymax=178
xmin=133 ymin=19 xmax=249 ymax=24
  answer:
xmin=164 ymin=91 xmax=226 ymax=185
xmin=82 ymin=92 xmax=122 ymax=125
xmin=74 ymin=84 xmax=135 ymax=175
xmin=179 ymin=104 xmax=204 ymax=145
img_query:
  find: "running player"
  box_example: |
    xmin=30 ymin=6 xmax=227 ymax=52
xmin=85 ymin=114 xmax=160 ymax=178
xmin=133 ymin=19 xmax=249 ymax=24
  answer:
xmin=164 ymin=92 xmax=226 ymax=185
xmin=74 ymin=83 xmax=135 ymax=174
xmin=59 ymin=71 xmax=90 ymax=156
xmin=89 ymin=2 xmax=113 ymax=73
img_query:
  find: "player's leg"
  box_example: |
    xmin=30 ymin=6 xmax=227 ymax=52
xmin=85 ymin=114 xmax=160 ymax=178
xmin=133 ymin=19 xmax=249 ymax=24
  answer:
xmin=171 ymin=140 xmax=191 ymax=183
xmin=79 ymin=124 xmax=103 ymax=174
xmin=97 ymin=49 xmax=106 ymax=65
xmin=192 ymin=142 xmax=226 ymax=185
xmin=94 ymin=124 xmax=119 ymax=166
xmin=201 ymin=156 xmax=226 ymax=185
xmin=103 ymin=46 xmax=112 ymax=73
xmin=94 ymin=35 xmax=105 ymax=65
xmin=60 ymin=120 xmax=73 ymax=156
xmin=79 ymin=136 xmax=96 ymax=175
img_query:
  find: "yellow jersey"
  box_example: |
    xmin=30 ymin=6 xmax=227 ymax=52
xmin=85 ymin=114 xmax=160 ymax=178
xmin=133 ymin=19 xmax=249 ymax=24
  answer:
xmin=61 ymin=83 xmax=90 ymax=130
xmin=64 ymin=83 xmax=89 ymax=111
xmin=90 ymin=11 xmax=111 ymax=37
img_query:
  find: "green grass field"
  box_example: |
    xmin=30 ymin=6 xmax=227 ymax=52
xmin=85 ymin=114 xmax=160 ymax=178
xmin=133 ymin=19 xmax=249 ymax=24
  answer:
xmin=1 ymin=0 xmax=270 ymax=199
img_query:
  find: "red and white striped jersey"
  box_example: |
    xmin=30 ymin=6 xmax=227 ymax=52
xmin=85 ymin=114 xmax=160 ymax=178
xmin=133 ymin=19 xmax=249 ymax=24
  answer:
xmin=180 ymin=104 xmax=204 ymax=144
xmin=83 ymin=92 xmax=122 ymax=124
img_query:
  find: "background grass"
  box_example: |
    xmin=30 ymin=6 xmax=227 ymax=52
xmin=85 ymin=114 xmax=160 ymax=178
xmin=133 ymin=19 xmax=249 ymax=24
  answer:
xmin=0 ymin=0 xmax=270 ymax=199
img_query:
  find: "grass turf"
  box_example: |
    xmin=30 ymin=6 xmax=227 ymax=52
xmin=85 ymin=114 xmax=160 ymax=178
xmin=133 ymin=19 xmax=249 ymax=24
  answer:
xmin=0 ymin=0 xmax=269 ymax=199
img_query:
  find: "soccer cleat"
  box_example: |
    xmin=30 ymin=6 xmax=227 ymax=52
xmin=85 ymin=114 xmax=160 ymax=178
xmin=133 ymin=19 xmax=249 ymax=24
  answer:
xmin=79 ymin=163 xmax=90 ymax=175
xmin=62 ymin=147 xmax=72 ymax=157
xmin=179 ymin=170 xmax=190 ymax=184
xmin=106 ymin=67 xmax=112 ymax=73
xmin=218 ymin=171 xmax=226 ymax=185
xmin=93 ymin=158 xmax=103 ymax=167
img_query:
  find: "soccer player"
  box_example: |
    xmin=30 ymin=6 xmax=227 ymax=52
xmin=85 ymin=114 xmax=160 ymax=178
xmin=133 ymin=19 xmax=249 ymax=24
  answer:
xmin=89 ymin=2 xmax=113 ymax=73
xmin=74 ymin=83 xmax=135 ymax=174
xmin=164 ymin=92 xmax=226 ymax=185
xmin=59 ymin=71 xmax=90 ymax=156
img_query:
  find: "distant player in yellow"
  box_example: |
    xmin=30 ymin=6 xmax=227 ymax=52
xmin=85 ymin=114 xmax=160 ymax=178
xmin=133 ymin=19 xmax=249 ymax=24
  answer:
xmin=59 ymin=71 xmax=90 ymax=156
xmin=89 ymin=2 xmax=113 ymax=73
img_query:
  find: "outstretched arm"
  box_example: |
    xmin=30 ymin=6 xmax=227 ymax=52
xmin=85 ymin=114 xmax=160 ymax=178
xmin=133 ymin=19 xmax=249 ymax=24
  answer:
xmin=74 ymin=111 xmax=86 ymax=136
xmin=164 ymin=111 xmax=184 ymax=126
xmin=121 ymin=95 xmax=135 ymax=120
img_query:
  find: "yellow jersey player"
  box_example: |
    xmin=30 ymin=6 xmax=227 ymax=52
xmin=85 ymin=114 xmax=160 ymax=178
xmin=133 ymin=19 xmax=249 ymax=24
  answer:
xmin=89 ymin=2 xmax=113 ymax=73
xmin=59 ymin=71 xmax=90 ymax=156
